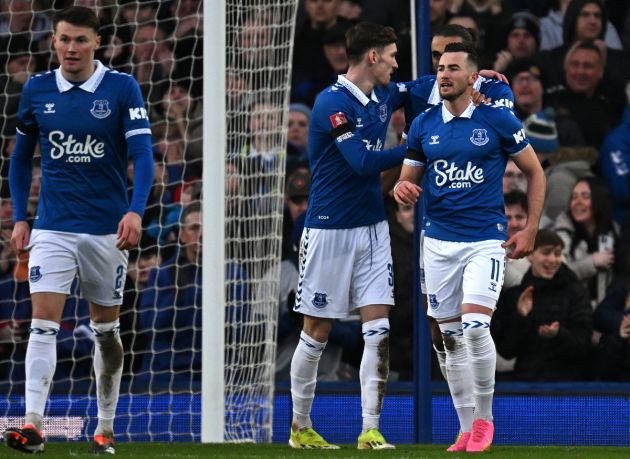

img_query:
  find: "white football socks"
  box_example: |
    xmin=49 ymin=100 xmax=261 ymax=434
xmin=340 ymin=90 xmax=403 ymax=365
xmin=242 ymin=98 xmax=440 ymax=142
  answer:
xmin=290 ymin=331 xmax=326 ymax=429
xmin=439 ymin=321 xmax=474 ymax=433
xmin=91 ymin=320 xmax=123 ymax=437
xmin=25 ymin=319 xmax=59 ymax=431
xmin=360 ymin=318 xmax=390 ymax=433
xmin=462 ymin=313 xmax=496 ymax=422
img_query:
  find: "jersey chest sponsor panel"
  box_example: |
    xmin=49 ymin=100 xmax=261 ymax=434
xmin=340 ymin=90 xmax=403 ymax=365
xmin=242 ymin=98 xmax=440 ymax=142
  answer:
xmin=20 ymin=66 xmax=150 ymax=234
xmin=306 ymin=77 xmax=410 ymax=229
xmin=409 ymin=103 xmax=528 ymax=242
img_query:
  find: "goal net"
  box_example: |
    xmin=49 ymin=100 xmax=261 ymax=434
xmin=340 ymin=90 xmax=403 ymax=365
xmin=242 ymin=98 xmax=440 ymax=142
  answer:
xmin=0 ymin=0 xmax=297 ymax=443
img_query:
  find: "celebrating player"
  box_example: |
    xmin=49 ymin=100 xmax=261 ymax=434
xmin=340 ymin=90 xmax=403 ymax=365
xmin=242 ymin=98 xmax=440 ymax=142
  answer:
xmin=3 ymin=6 xmax=153 ymax=454
xmin=288 ymin=22 xmax=419 ymax=450
xmin=395 ymin=43 xmax=545 ymax=452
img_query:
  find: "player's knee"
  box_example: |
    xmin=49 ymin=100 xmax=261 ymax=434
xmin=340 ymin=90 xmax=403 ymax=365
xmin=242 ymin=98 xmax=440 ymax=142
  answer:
xmin=461 ymin=313 xmax=491 ymax=341
xmin=90 ymin=320 xmax=121 ymax=342
xmin=302 ymin=316 xmax=332 ymax=342
xmin=362 ymin=318 xmax=389 ymax=343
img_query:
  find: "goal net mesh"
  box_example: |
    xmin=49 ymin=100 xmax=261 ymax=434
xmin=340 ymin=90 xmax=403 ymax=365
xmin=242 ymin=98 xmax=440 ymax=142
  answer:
xmin=0 ymin=0 xmax=297 ymax=443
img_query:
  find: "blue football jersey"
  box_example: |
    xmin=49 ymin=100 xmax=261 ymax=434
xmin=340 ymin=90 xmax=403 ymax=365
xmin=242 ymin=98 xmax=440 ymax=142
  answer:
xmin=305 ymin=75 xmax=416 ymax=228
xmin=407 ymin=102 xmax=529 ymax=242
xmin=16 ymin=61 xmax=151 ymax=234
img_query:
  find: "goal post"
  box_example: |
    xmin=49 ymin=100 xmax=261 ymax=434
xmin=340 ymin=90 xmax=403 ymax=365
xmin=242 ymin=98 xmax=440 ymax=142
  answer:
xmin=201 ymin=0 xmax=226 ymax=444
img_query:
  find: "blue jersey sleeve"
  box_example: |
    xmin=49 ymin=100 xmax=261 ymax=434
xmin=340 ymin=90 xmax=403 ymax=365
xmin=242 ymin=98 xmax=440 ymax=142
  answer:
xmin=127 ymin=135 xmax=154 ymax=217
xmin=10 ymin=80 xmax=38 ymax=222
xmin=387 ymin=76 xmax=432 ymax=112
xmin=479 ymin=78 xmax=514 ymax=109
xmin=324 ymin=98 xmax=406 ymax=176
xmin=15 ymin=78 xmax=39 ymax=137
xmin=404 ymin=76 xmax=436 ymax=123
xmin=404 ymin=115 xmax=427 ymax=165
xmin=121 ymin=76 xmax=152 ymax=140
xmin=496 ymin=108 xmax=529 ymax=156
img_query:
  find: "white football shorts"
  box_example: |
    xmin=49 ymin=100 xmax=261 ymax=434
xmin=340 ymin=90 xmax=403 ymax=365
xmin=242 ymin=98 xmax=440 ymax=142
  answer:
xmin=293 ymin=220 xmax=395 ymax=319
xmin=423 ymin=236 xmax=506 ymax=320
xmin=28 ymin=229 xmax=128 ymax=306
xmin=419 ymin=229 xmax=427 ymax=295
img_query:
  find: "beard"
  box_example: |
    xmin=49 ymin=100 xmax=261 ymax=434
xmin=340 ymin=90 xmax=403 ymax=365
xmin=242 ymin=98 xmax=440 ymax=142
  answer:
xmin=439 ymin=85 xmax=467 ymax=101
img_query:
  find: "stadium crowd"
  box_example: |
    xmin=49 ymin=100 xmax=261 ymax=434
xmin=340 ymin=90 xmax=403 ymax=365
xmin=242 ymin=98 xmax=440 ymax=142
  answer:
xmin=0 ymin=0 xmax=629 ymax=395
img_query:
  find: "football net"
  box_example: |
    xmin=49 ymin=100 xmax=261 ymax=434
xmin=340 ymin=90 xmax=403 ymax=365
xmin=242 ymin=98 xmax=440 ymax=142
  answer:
xmin=0 ymin=0 xmax=297 ymax=443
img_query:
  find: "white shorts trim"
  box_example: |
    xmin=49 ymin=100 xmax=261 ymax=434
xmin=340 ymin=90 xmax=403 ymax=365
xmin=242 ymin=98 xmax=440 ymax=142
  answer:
xmin=293 ymin=221 xmax=395 ymax=319
xmin=423 ymin=237 xmax=505 ymax=320
xmin=28 ymin=229 xmax=128 ymax=306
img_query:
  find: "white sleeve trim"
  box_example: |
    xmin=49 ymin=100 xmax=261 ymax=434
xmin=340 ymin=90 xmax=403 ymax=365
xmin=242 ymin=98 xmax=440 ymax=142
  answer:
xmin=125 ymin=128 xmax=152 ymax=139
xmin=403 ymin=158 xmax=424 ymax=167
xmin=16 ymin=127 xmax=27 ymax=136
xmin=509 ymin=144 xmax=529 ymax=157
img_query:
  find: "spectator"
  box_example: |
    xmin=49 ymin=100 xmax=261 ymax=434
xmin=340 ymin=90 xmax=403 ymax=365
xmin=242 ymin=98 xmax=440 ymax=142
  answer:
xmin=291 ymin=21 xmax=350 ymax=106
xmin=131 ymin=23 xmax=173 ymax=106
xmin=287 ymin=103 xmax=311 ymax=172
xmin=493 ymin=12 xmax=540 ymax=73
xmin=545 ymin=41 xmax=621 ymax=148
xmin=430 ymin=0 xmax=453 ymax=35
xmin=0 ymin=0 xmax=51 ymax=43
xmin=521 ymin=111 xmax=596 ymax=222
xmin=553 ymin=177 xmax=619 ymax=307
xmin=598 ymin=84 xmax=630 ymax=226
xmin=539 ymin=0 xmax=623 ymax=51
xmin=540 ymin=0 xmax=630 ymax=91
xmin=507 ymin=59 xmax=585 ymax=147
xmin=503 ymin=159 xmax=526 ymax=194
xmin=292 ymin=0 xmax=354 ymax=104
xmin=448 ymin=0 xmax=513 ymax=55
xmin=593 ymin=281 xmax=630 ymax=380
xmin=503 ymin=190 xmax=530 ymax=290
xmin=282 ymin=168 xmax=310 ymax=260
xmin=493 ymin=229 xmax=593 ymax=381
xmin=137 ymin=202 xmax=249 ymax=391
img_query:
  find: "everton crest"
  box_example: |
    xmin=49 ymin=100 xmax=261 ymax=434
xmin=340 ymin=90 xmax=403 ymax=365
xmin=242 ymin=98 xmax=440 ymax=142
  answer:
xmin=90 ymin=99 xmax=111 ymax=119
xmin=30 ymin=266 xmax=42 ymax=282
xmin=312 ymin=292 xmax=328 ymax=309
xmin=379 ymin=104 xmax=387 ymax=122
xmin=470 ymin=128 xmax=489 ymax=146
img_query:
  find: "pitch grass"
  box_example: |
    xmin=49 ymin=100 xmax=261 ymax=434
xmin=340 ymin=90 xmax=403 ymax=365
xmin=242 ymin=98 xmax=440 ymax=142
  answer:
xmin=12 ymin=443 xmax=629 ymax=458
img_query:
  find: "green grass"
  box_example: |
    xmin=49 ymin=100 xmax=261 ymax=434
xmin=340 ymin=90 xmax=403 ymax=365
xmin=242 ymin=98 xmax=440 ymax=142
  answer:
xmin=13 ymin=443 xmax=630 ymax=458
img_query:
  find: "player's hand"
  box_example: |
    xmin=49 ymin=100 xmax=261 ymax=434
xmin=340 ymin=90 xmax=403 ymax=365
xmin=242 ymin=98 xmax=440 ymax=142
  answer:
xmin=619 ymin=313 xmax=630 ymax=339
xmin=470 ymin=88 xmax=490 ymax=106
xmin=479 ymin=68 xmax=509 ymax=84
xmin=517 ymin=285 xmax=533 ymax=317
xmin=538 ymin=321 xmax=560 ymax=338
xmin=502 ymin=226 xmax=537 ymax=259
xmin=393 ymin=180 xmax=422 ymax=206
xmin=116 ymin=212 xmax=142 ymax=250
xmin=10 ymin=221 xmax=31 ymax=255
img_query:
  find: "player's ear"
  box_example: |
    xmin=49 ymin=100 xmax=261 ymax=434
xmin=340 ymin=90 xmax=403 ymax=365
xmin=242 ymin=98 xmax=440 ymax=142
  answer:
xmin=95 ymin=34 xmax=102 ymax=48
xmin=368 ymin=49 xmax=377 ymax=64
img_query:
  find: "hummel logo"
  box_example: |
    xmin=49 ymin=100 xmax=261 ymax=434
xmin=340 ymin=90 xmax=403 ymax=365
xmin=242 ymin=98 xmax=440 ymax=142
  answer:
xmin=356 ymin=117 xmax=364 ymax=127
xmin=44 ymin=103 xmax=55 ymax=114
xmin=429 ymin=135 xmax=440 ymax=145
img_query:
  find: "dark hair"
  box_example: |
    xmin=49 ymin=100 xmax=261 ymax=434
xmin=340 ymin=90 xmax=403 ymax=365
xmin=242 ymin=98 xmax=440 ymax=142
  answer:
xmin=569 ymin=177 xmax=616 ymax=256
xmin=504 ymin=190 xmax=528 ymax=213
xmin=345 ymin=22 xmax=397 ymax=65
xmin=180 ymin=201 xmax=202 ymax=224
xmin=53 ymin=6 xmax=100 ymax=34
xmin=442 ymin=42 xmax=479 ymax=70
xmin=534 ymin=229 xmax=564 ymax=250
xmin=434 ymin=24 xmax=473 ymax=46
xmin=563 ymin=0 xmax=607 ymax=45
